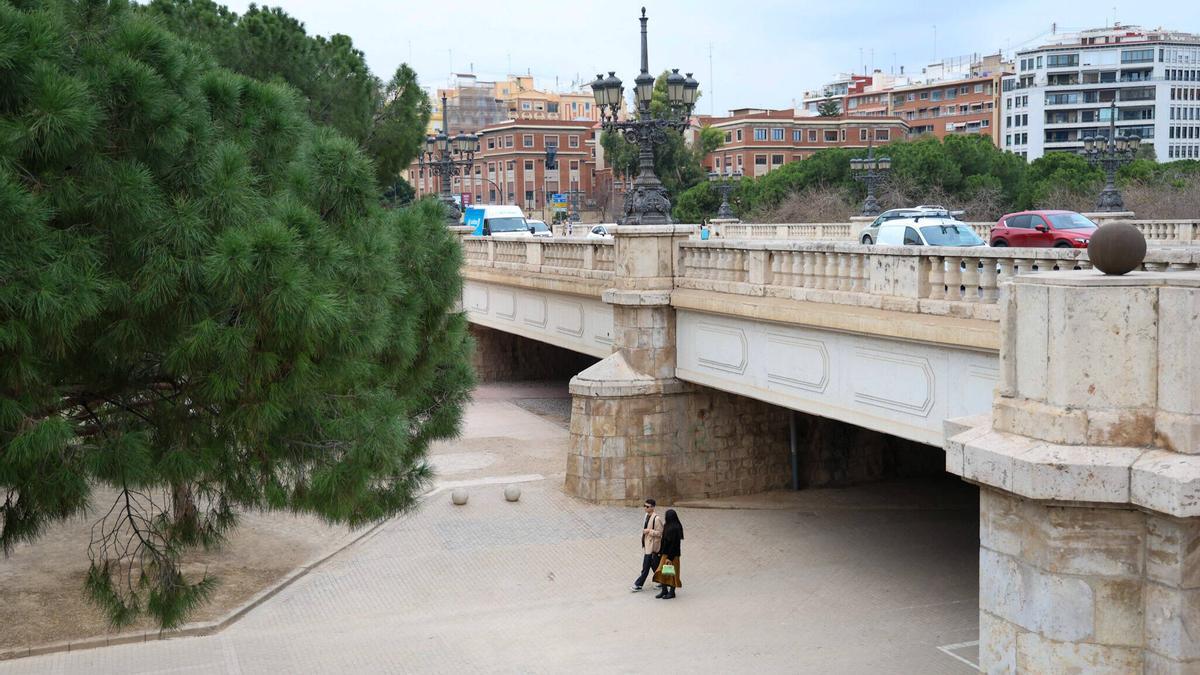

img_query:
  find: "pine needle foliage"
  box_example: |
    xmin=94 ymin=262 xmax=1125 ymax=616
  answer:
xmin=0 ymin=0 xmax=472 ymax=629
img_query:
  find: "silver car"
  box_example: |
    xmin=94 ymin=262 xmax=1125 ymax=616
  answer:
xmin=860 ymin=205 xmax=961 ymax=244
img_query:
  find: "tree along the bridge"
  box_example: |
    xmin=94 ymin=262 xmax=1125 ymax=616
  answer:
xmin=0 ymin=0 xmax=472 ymax=629
xmin=143 ymin=0 xmax=432 ymax=194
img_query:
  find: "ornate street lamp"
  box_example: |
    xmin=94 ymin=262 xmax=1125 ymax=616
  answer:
xmin=850 ymin=140 xmax=891 ymax=217
xmin=707 ymin=171 xmax=743 ymax=219
xmin=1081 ymin=101 xmax=1141 ymax=212
xmin=591 ymin=8 xmax=699 ymax=225
xmin=418 ymin=93 xmax=478 ymax=223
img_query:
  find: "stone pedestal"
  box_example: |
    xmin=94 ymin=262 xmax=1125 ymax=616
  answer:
xmin=946 ymin=271 xmax=1200 ymax=673
xmin=565 ymin=225 xmax=793 ymax=504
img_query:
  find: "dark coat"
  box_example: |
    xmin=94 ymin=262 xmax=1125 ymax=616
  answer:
xmin=660 ymin=525 xmax=683 ymax=558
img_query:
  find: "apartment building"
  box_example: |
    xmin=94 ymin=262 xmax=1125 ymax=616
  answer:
xmin=431 ymin=74 xmax=605 ymax=134
xmin=800 ymin=74 xmax=873 ymax=116
xmin=889 ymin=72 xmax=1003 ymax=143
xmin=1001 ymin=24 xmax=1200 ymax=160
xmin=696 ymin=109 xmax=909 ymax=177
xmin=409 ymin=119 xmax=598 ymax=212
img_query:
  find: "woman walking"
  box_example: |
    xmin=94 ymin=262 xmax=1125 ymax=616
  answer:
xmin=654 ymin=509 xmax=684 ymax=599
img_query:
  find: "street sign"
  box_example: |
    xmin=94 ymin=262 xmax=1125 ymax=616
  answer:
xmin=551 ymin=192 xmax=567 ymax=210
xmin=461 ymin=192 xmax=473 ymax=206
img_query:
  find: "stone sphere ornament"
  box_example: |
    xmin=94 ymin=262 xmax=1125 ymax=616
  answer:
xmin=504 ymin=485 xmax=522 ymax=502
xmin=1087 ymin=222 xmax=1146 ymax=275
xmin=450 ymin=488 xmax=469 ymax=505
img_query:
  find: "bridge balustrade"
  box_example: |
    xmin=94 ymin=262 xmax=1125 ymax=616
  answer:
xmin=677 ymin=240 xmax=1200 ymax=322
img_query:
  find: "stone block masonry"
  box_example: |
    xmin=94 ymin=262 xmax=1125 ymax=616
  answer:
xmin=469 ymin=324 xmax=597 ymax=383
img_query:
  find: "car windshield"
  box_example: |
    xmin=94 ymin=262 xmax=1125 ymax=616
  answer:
xmin=489 ymin=217 xmax=529 ymax=233
xmin=1047 ymin=213 xmax=1097 ymax=230
xmin=920 ymin=224 xmax=984 ymax=246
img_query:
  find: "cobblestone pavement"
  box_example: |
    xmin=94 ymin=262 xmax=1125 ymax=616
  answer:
xmin=1 ymin=382 xmax=979 ymax=674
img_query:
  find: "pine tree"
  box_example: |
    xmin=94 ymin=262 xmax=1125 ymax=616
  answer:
xmin=0 ymin=0 xmax=472 ymax=629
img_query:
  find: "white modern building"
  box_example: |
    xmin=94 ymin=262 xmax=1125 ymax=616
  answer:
xmin=1001 ymin=24 xmax=1200 ymax=161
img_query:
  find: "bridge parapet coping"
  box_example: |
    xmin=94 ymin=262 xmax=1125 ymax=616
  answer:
xmin=676 ymin=240 xmax=1200 ymax=323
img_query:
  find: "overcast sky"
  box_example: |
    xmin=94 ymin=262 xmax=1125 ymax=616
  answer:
xmin=220 ymin=0 xmax=1200 ymax=115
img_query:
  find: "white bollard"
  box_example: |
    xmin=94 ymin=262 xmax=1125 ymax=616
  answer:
xmin=504 ymin=485 xmax=521 ymax=502
xmin=451 ymin=488 xmax=468 ymax=505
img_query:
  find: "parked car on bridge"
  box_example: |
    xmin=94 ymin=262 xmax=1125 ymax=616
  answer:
xmin=860 ymin=205 xmax=964 ymax=244
xmin=876 ymin=215 xmax=986 ymax=247
xmin=587 ymin=225 xmax=613 ymax=239
xmin=989 ymin=210 xmax=1097 ymax=248
xmin=526 ymin=219 xmax=553 ymax=237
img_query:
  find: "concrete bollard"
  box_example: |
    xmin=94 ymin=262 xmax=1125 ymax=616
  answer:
xmin=450 ymin=488 xmax=468 ymax=505
xmin=504 ymin=485 xmax=521 ymax=502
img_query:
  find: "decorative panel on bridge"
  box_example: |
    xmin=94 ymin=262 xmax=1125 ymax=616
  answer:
xmin=462 ymin=279 xmax=614 ymax=358
xmin=675 ymin=309 xmax=999 ymax=446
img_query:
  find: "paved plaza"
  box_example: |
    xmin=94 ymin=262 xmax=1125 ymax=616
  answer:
xmin=1 ymin=382 xmax=979 ymax=674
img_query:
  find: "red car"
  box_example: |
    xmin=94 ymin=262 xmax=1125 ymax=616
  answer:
xmin=989 ymin=210 xmax=1098 ymax=248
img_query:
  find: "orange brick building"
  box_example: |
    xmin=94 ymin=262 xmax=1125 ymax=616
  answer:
xmin=695 ymin=109 xmax=909 ymax=177
xmin=409 ymin=119 xmax=599 ymax=214
xmin=888 ymin=73 xmax=1003 ymax=142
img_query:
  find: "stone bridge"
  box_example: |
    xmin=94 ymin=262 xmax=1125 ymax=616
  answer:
xmin=458 ymin=226 xmax=1200 ymax=672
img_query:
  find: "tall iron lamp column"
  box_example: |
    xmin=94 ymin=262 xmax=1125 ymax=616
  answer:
xmin=850 ymin=141 xmax=891 ymax=217
xmin=1081 ymin=101 xmax=1141 ymax=212
xmin=418 ymin=93 xmax=478 ymax=223
xmin=708 ymin=171 xmax=742 ymax=219
xmin=590 ymin=8 xmax=698 ymax=225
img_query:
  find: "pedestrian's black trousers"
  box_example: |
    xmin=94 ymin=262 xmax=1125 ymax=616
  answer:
xmin=635 ymin=552 xmax=661 ymax=588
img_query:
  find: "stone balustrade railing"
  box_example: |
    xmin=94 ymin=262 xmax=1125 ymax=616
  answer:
xmin=705 ymin=216 xmax=1200 ymax=245
xmin=460 ymin=236 xmax=615 ymax=280
xmin=676 ymin=240 xmax=1200 ymax=321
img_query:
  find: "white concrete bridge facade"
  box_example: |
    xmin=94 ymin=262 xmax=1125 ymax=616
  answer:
xmin=459 ymin=226 xmax=1200 ymax=673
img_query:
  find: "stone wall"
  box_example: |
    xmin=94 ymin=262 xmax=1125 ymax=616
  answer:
xmin=979 ymin=489 xmax=1200 ymax=672
xmin=565 ymin=383 xmax=792 ymax=505
xmin=791 ymin=412 xmax=944 ymax=487
xmin=565 ymin=382 xmax=940 ymax=505
xmin=469 ymin=325 xmax=597 ymax=382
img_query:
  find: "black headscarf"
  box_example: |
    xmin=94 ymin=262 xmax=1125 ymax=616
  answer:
xmin=663 ymin=508 xmax=684 ymax=540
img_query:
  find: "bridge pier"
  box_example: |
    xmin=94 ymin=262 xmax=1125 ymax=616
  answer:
xmin=947 ymin=270 xmax=1200 ymax=673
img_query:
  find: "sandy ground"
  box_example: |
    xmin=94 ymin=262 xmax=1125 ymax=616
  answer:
xmin=0 ymin=490 xmax=355 ymax=651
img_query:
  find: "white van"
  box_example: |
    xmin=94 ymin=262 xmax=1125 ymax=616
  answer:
xmin=464 ymin=205 xmax=532 ymax=236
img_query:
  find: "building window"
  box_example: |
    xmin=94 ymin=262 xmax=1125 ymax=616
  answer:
xmin=1122 ymin=49 xmax=1154 ymax=64
xmin=545 ymin=135 xmax=559 ymax=149
xmin=808 ymin=129 xmax=817 ymax=142
xmin=521 ymin=101 xmax=531 ymax=111
xmin=771 ymin=128 xmax=784 ymax=141
xmin=793 ymin=130 xmax=802 ymax=142
xmin=504 ymin=135 xmax=514 ymax=148
xmin=524 ymin=160 xmax=534 ymax=171
xmin=487 ymin=137 xmax=496 ymax=149
xmin=824 ymin=130 xmax=838 ymax=142
xmin=920 ymin=92 xmax=929 ymax=100
xmin=736 ymin=129 xmax=743 ymax=141
xmin=754 ymin=128 xmax=768 ymax=141
xmin=754 ymin=154 xmax=767 ymax=165
xmin=547 ymin=102 xmax=559 ymax=113
xmin=859 ymin=128 xmax=868 ymax=141
xmin=771 ymin=154 xmax=785 ymax=164
xmin=875 ymin=128 xmax=889 ymax=141
xmin=1036 ymin=56 xmax=1043 ymax=68
xmin=570 ymin=160 xmax=579 ymax=170
xmin=525 ymin=189 xmax=534 ymax=205
xmin=522 ymin=134 xmax=534 ymax=148
xmin=1046 ymin=54 xmax=1078 ymax=68
xmin=724 ymin=131 xmax=732 ymax=143
xmin=569 ymin=135 xmax=579 ymax=148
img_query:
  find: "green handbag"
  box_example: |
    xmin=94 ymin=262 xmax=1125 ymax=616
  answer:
xmin=661 ymin=562 xmax=676 ymax=576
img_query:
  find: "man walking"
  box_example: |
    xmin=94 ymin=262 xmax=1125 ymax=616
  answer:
xmin=631 ymin=498 xmax=664 ymax=592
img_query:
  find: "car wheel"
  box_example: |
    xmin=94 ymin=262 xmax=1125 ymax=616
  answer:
xmin=861 ymin=236 xmax=873 ymax=245
xmin=1053 ymin=241 xmax=1072 ymax=248
xmin=992 ymin=240 xmax=1008 ymax=247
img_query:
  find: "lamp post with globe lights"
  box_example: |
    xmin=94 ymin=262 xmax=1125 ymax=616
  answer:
xmin=418 ymin=93 xmax=478 ymax=223
xmin=590 ymin=8 xmax=699 ymax=225
xmin=1081 ymin=101 xmax=1141 ymax=212
xmin=708 ymin=171 xmax=742 ymax=220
